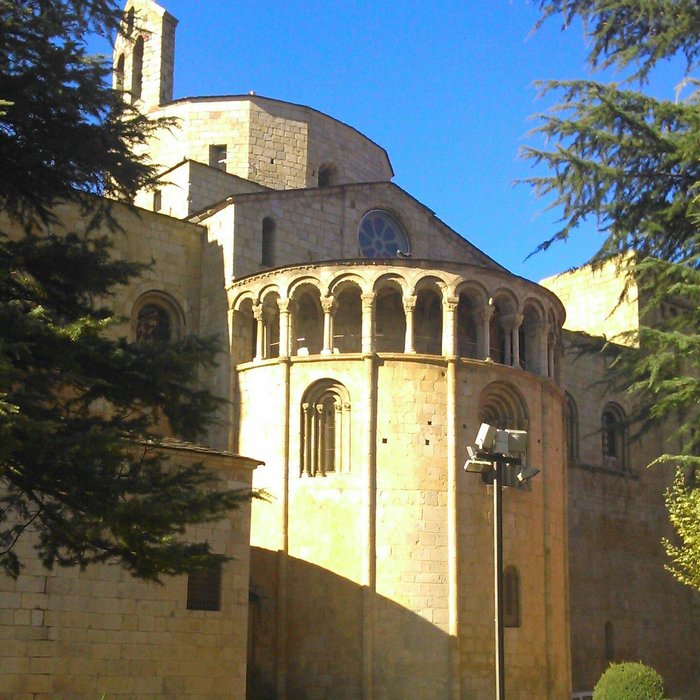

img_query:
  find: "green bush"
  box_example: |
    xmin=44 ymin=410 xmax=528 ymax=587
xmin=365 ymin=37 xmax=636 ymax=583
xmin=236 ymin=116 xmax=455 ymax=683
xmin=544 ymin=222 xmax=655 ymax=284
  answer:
xmin=593 ymin=661 xmax=665 ymax=700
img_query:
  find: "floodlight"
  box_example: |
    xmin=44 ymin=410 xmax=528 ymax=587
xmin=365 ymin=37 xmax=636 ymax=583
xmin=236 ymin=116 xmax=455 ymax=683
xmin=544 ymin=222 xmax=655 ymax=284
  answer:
xmin=506 ymin=429 xmax=527 ymax=455
xmin=464 ymin=457 xmax=494 ymax=474
xmin=475 ymin=423 xmax=497 ymax=450
xmin=464 ymin=445 xmax=494 ymax=473
xmin=516 ymin=465 xmax=541 ymax=482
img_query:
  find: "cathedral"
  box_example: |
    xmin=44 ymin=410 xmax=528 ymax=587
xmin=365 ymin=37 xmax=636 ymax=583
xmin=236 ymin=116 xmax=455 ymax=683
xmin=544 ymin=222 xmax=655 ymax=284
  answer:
xmin=0 ymin=1 xmax=697 ymax=698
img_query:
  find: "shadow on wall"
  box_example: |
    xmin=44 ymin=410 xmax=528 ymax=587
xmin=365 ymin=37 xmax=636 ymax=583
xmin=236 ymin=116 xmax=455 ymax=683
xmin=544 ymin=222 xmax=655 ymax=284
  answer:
xmin=248 ymin=549 xmax=450 ymax=700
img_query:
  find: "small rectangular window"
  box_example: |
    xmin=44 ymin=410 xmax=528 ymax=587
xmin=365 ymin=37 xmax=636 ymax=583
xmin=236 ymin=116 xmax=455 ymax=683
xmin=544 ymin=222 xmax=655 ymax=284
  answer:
xmin=153 ymin=190 xmax=162 ymax=212
xmin=186 ymin=565 xmax=222 ymax=611
xmin=209 ymin=144 xmax=227 ymax=171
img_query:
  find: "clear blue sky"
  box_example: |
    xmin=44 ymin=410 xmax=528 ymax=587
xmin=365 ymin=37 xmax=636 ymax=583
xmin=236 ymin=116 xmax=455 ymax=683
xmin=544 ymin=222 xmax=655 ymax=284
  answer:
xmin=114 ymin=1 xmax=683 ymax=282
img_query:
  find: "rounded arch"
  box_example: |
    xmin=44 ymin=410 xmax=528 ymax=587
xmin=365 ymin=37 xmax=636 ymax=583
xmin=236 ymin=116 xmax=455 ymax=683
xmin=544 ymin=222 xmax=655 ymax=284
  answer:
xmin=234 ymin=297 xmax=256 ymax=363
xmin=456 ymin=282 xmax=489 ymax=360
xmin=372 ymin=272 xmax=408 ymax=296
xmin=258 ymin=283 xmax=283 ymax=306
xmin=287 ymin=275 xmax=323 ymax=299
xmin=328 ymin=273 xmax=367 ymax=297
xmin=261 ymin=216 xmax=276 ymax=267
xmin=374 ymin=281 xmax=405 ymax=353
xmin=413 ymin=274 xmax=447 ymax=296
xmin=478 ymin=381 xmax=529 ymax=430
xmin=261 ymin=291 xmax=281 ymax=359
xmin=114 ymin=53 xmax=125 ymax=92
xmin=454 ymin=280 xmax=489 ymax=307
xmin=519 ymin=299 xmax=546 ymax=373
xmin=232 ymin=290 xmax=257 ymax=312
xmin=131 ymin=290 xmax=184 ymax=343
xmin=414 ymin=286 xmax=443 ymax=355
xmin=565 ymin=392 xmax=579 ymax=462
xmin=290 ymin=283 xmax=323 ymax=355
xmin=300 ymin=379 xmax=352 ymax=477
xmin=601 ymin=402 xmax=627 ymax=470
xmin=131 ymin=35 xmax=144 ymax=102
xmin=332 ymin=282 xmax=363 ymax=353
xmin=489 ymin=289 xmax=519 ymax=366
xmin=358 ymin=209 xmax=410 ymax=258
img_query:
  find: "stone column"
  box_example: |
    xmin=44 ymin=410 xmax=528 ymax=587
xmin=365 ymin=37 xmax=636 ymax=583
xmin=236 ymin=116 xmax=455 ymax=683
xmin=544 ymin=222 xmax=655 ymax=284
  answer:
xmin=446 ymin=356 xmax=461 ymax=699
xmin=537 ymin=318 xmax=549 ymax=376
xmin=253 ymin=302 xmax=264 ymax=361
xmin=502 ymin=321 xmax=512 ymax=366
xmin=478 ymin=302 xmax=495 ymax=360
xmin=315 ymin=403 xmax=325 ymax=475
xmin=361 ymin=292 xmax=375 ymax=354
xmin=442 ymin=296 xmax=459 ymax=357
xmin=278 ymin=298 xmax=291 ymax=359
xmin=507 ymin=313 xmax=524 ymax=369
xmin=404 ymin=294 xmax=417 ymax=354
xmin=321 ymin=296 xmax=335 ymax=355
xmin=301 ymin=403 xmax=311 ymax=476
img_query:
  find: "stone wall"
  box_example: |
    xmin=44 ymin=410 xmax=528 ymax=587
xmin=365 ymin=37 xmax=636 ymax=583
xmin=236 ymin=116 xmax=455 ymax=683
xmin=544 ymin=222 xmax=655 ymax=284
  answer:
xmin=0 ymin=447 xmax=257 ymax=700
xmin=222 ymin=182 xmax=502 ymax=280
xmin=540 ymin=257 xmax=640 ymax=344
xmin=239 ymin=349 xmax=568 ymax=699
xmin=140 ymin=96 xmax=393 ymax=192
xmin=562 ymin=332 xmax=699 ymax=696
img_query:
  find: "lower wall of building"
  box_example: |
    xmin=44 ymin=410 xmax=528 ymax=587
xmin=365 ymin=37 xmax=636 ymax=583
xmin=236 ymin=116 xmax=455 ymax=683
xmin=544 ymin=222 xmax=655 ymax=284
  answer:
xmin=243 ymin=354 xmax=570 ymax=699
xmin=0 ymin=451 xmax=254 ymax=700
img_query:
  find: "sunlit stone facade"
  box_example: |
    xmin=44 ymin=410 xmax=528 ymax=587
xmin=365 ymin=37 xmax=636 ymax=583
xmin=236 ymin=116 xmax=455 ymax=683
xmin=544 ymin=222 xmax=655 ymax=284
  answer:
xmin=1 ymin=0 xmax=697 ymax=698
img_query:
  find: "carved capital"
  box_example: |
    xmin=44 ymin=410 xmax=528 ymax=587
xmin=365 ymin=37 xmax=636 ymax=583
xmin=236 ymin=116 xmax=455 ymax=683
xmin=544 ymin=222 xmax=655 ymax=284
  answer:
xmin=475 ymin=305 xmax=494 ymax=323
xmin=443 ymin=296 xmax=459 ymax=313
xmin=403 ymin=294 xmax=417 ymax=313
xmin=501 ymin=312 xmax=524 ymax=331
xmin=277 ymin=297 xmax=291 ymax=314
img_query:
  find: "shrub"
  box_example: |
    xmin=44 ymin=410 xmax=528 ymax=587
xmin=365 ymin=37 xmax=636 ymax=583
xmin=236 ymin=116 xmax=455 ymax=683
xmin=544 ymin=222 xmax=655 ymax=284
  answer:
xmin=593 ymin=661 xmax=665 ymax=700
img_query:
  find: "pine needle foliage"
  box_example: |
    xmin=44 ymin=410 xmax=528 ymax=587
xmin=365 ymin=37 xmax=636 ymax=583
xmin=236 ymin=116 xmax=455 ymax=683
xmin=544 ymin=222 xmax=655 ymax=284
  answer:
xmin=529 ymin=1 xmax=700 ymax=590
xmin=0 ymin=1 xmax=252 ymax=580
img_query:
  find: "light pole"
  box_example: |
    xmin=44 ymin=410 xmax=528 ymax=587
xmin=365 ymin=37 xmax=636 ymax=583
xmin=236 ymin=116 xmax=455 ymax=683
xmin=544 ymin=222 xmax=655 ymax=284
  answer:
xmin=464 ymin=424 xmax=540 ymax=700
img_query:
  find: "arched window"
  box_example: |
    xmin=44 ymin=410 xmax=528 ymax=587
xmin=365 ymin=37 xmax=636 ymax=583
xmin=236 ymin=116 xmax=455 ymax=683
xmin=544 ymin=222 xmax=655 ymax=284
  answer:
xmin=504 ymin=566 xmax=520 ymax=628
xmin=478 ymin=382 xmax=528 ymax=431
xmin=318 ymin=163 xmax=337 ymax=188
xmin=115 ymin=54 xmax=125 ymax=92
xmin=234 ymin=298 xmax=256 ymax=363
xmin=132 ymin=292 xmax=182 ymax=345
xmin=292 ymin=288 xmax=323 ymax=355
xmin=262 ymin=293 xmax=280 ymax=359
xmin=519 ymin=304 xmax=544 ymax=373
xmin=414 ymin=288 xmax=442 ymax=355
xmin=604 ymin=620 xmax=615 ymax=662
xmin=601 ymin=404 xmax=626 ymax=469
xmin=131 ymin=36 xmax=144 ymax=102
xmin=125 ymin=7 xmax=135 ymax=35
xmin=358 ymin=210 xmax=410 ymax=258
xmin=456 ymin=292 xmax=480 ymax=359
xmin=261 ymin=217 xmax=275 ymax=267
xmin=300 ymin=380 xmax=351 ymax=477
xmin=375 ymin=287 xmax=405 ymax=352
xmin=478 ymin=383 xmax=528 ymax=487
xmin=136 ymin=303 xmax=171 ymax=343
xmin=565 ymin=392 xmax=579 ymax=462
xmin=333 ymin=285 xmax=362 ymax=353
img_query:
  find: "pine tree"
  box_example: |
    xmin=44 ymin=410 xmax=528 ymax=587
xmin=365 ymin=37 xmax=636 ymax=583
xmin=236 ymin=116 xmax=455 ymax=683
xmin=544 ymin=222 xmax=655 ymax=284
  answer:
xmin=0 ymin=1 xmax=250 ymax=580
xmin=526 ymin=1 xmax=700 ymax=589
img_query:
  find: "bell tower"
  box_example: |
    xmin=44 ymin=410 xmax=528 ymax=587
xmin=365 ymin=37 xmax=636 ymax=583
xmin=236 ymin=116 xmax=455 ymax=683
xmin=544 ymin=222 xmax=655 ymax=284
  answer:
xmin=113 ymin=0 xmax=178 ymax=111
